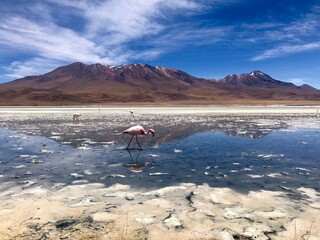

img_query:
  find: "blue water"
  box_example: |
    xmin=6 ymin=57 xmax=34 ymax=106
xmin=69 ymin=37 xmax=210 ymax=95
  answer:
xmin=1 ymin=121 xmax=319 ymax=194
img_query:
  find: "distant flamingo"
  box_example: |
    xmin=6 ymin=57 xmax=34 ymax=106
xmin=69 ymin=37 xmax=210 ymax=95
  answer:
xmin=121 ymin=125 xmax=155 ymax=149
xmin=73 ymin=113 xmax=81 ymax=123
xmin=130 ymin=110 xmax=135 ymax=121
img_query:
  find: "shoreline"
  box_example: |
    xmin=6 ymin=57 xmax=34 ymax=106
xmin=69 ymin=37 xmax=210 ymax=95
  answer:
xmin=0 ymin=105 xmax=319 ymax=114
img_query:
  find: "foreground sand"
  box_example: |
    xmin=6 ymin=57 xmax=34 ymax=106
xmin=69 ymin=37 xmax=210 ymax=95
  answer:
xmin=0 ymin=181 xmax=319 ymax=240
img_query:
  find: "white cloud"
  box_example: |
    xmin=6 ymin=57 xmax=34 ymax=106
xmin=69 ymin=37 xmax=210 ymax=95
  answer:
xmin=0 ymin=0 xmax=319 ymax=81
xmin=3 ymin=58 xmax=64 ymax=79
xmin=48 ymin=0 xmax=204 ymax=44
xmin=243 ymin=5 xmax=320 ymax=61
xmin=152 ymin=25 xmax=232 ymax=49
xmin=240 ymin=6 xmax=320 ymax=49
xmin=252 ymin=42 xmax=320 ymax=61
xmin=287 ymin=77 xmax=308 ymax=86
xmin=0 ymin=0 xmax=209 ymax=80
xmin=0 ymin=16 xmax=119 ymax=64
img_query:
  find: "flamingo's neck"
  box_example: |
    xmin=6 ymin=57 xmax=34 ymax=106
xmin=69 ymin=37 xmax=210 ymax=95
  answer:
xmin=146 ymin=129 xmax=155 ymax=136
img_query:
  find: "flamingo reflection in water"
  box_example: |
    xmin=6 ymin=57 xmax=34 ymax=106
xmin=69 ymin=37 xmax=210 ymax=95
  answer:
xmin=122 ymin=150 xmax=155 ymax=173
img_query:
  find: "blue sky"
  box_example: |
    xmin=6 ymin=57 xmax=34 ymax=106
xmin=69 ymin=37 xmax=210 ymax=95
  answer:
xmin=0 ymin=0 xmax=320 ymax=88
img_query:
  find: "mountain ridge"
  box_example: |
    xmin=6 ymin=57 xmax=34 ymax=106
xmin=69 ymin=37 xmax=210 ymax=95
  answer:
xmin=0 ymin=62 xmax=319 ymax=105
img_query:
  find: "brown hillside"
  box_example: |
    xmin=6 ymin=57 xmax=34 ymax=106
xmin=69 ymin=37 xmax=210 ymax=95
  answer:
xmin=0 ymin=62 xmax=319 ymax=105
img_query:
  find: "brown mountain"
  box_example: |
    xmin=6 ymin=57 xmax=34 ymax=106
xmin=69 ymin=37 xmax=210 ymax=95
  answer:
xmin=0 ymin=62 xmax=319 ymax=105
xmin=219 ymin=71 xmax=294 ymax=87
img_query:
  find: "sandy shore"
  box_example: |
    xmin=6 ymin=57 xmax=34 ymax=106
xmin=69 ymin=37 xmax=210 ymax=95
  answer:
xmin=0 ymin=181 xmax=319 ymax=240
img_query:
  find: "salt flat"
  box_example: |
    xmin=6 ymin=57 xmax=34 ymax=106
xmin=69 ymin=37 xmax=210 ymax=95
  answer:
xmin=0 ymin=105 xmax=319 ymax=114
xmin=0 ymin=107 xmax=319 ymax=239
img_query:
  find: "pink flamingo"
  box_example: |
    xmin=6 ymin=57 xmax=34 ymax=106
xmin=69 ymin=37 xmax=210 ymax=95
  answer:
xmin=121 ymin=125 xmax=155 ymax=149
xmin=130 ymin=110 xmax=135 ymax=120
xmin=73 ymin=113 xmax=81 ymax=123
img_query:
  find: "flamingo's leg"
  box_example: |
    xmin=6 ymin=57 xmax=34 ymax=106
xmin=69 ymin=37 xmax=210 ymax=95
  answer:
xmin=127 ymin=149 xmax=134 ymax=161
xmin=135 ymin=135 xmax=142 ymax=150
xmin=127 ymin=136 xmax=134 ymax=149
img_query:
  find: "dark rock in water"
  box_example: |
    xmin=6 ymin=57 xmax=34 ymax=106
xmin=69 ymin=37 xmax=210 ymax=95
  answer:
xmin=55 ymin=219 xmax=77 ymax=229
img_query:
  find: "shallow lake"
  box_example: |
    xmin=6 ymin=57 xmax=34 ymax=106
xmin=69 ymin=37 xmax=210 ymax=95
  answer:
xmin=0 ymin=112 xmax=319 ymax=194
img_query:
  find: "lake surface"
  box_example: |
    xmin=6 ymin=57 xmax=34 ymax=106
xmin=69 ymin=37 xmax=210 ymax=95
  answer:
xmin=0 ymin=111 xmax=319 ymax=194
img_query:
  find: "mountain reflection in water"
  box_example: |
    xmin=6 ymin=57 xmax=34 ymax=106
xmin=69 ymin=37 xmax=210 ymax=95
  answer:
xmin=0 ymin=112 xmax=319 ymax=193
xmin=0 ymin=113 xmax=291 ymax=148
